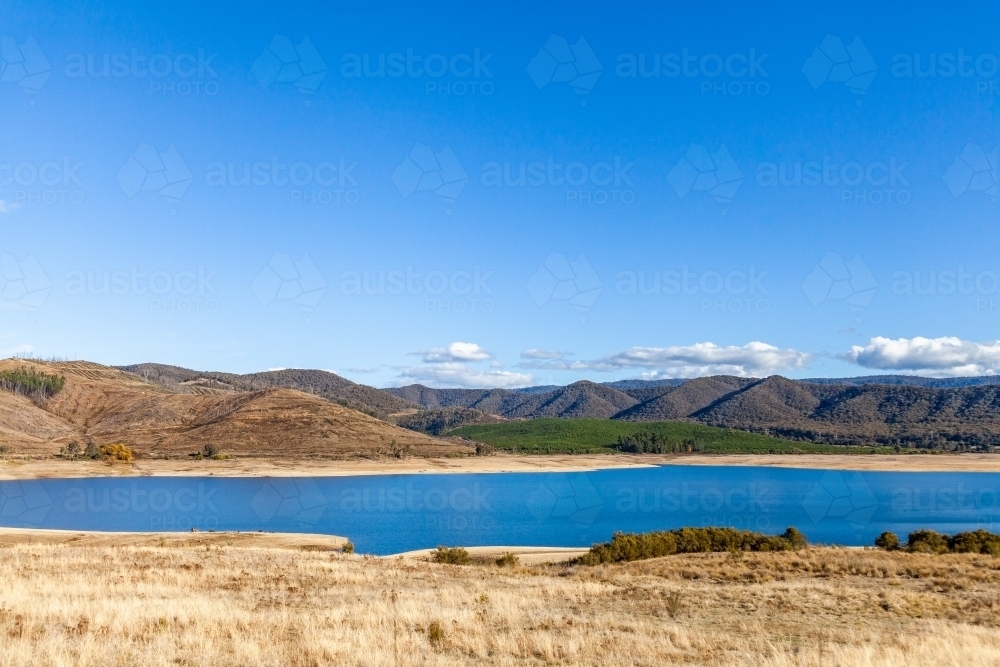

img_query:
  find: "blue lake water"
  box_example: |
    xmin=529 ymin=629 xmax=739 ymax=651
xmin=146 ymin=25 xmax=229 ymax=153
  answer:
xmin=2 ymin=465 xmax=1000 ymax=554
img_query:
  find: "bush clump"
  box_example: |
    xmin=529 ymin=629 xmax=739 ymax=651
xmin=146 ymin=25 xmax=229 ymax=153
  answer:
xmin=576 ymin=526 xmax=807 ymax=565
xmin=0 ymin=367 xmax=66 ymax=401
xmin=875 ymin=528 xmax=1000 ymax=556
xmin=495 ymin=552 xmax=519 ymax=567
xmin=431 ymin=546 xmax=472 ymax=565
xmin=874 ymin=531 xmax=901 ymax=551
xmin=99 ymin=443 xmax=134 ymax=462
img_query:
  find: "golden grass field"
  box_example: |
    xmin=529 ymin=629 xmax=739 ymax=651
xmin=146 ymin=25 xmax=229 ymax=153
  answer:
xmin=2 ymin=536 xmax=1000 ymax=666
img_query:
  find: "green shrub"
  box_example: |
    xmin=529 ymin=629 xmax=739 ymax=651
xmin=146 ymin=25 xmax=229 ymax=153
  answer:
xmin=907 ymin=529 xmax=950 ymax=554
xmin=495 ymin=552 xmax=519 ymax=567
xmin=340 ymin=541 xmax=355 ymax=554
xmin=576 ymin=526 xmax=807 ymax=565
xmin=947 ymin=529 xmax=1000 ymax=556
xmin=0 ymin=367 xmax=66 ymax=401
xmin=874 ymin=531 xmax=901 ymax=551
xmin=879 ymin=528 xmax=1000 ymax=556
xmin=431 ymin=546 xmax=471 ymax=565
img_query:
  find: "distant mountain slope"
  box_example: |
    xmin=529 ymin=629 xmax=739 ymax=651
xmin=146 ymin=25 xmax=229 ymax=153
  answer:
xmin=2 ymin=360 xmax=461 ymax=458
xmin=119 ymin=363 xmax=417 ymax=419
xmin=802 ymin=375 xmax=1000 ymax=388
xmin=392 ymin=374 xmax=1000 ymax=449
xmin=387 ymin=381 xmax=641 ymax=420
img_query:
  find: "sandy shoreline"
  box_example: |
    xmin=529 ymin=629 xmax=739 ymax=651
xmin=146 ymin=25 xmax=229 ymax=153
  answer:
xmin=0 ymin=527 xmax=584 ymax=562
xmin=0 ymin=526 xmax=348 ymax=550
xmin=2 ymin=452 xmax=1000 ymax=480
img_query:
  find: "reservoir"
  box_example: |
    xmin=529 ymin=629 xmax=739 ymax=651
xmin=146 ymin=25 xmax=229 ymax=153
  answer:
xmin=2 ymin=465 xmax=999 ymax=554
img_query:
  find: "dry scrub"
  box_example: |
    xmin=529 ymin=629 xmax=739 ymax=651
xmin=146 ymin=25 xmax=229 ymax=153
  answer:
xmin=1 ymin=543 xmax=1000 ymax=666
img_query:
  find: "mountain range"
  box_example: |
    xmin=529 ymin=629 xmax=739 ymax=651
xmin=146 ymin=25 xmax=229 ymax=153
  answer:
xmin=4 ymin=360 xmax=1000 ymax=454
xmin=387 ymin=376 xmax=1000 ymax=449
xmin=1 ymin=360 xmax=458 ymax=458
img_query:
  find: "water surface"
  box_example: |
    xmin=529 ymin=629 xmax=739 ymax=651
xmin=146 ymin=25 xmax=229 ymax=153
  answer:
xmin=2 ymin=465 xmax=999 ymax=554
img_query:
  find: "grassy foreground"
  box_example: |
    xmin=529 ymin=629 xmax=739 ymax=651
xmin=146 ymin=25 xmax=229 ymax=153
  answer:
xmin=2 ymin=542 xmax=1000 ymax=666
xmin=451 ymin=418 xmax=890 ymax=454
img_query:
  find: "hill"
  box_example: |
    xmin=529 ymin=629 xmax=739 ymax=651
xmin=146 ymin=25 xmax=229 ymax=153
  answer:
xmin=393 ymin=375 xmax=1000 ymax=450
xmin=0 ymin=360 xmax=463 ymax=458
xmin=450 ymin=418 xmax=861 ymax=454
xmin=119 ymin=363 xmax=417 ymax=419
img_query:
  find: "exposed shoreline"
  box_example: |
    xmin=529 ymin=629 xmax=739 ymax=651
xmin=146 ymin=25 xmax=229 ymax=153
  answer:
xmin=2 ymin=452 xmax=1000 ymax=480
xmin=0 ymin=527 xmax=586 ymax=562
xmin=0 ymin=526 xmax=349 ymax=550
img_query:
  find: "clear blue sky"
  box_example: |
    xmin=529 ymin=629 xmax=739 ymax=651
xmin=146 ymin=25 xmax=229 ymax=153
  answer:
xmin=2 ymin=1 xmax=1000 ymax=386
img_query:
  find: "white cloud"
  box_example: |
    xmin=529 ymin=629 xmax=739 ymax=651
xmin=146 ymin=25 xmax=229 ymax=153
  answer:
xmin=0 ymin=200 xmax=19 ymax=214
xmin=343 ymin=366 xmax=378 ymax=374
xmin=267 ymin=367 xmax=287 ymax=372
xmin=519 ymin=341 xmax=810 ymax=377
xmin=843 ymin=336 xmax=1000 ymax=376
xmin=397 ymin=362 xmax=533 ymax=388
xmin=561 ymin=341 xmax=810 ymax=377
xmin=397 ymin=341 xmax=532 ymax=388
xmin=419 ymin=341 xmax=492 ymax=363
xmin=521 ymin=348 xmax=572 ymax=360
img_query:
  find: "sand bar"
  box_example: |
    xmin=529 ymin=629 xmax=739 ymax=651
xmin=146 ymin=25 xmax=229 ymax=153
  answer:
xmin=2 ymin=452 xmax=999 ymax=480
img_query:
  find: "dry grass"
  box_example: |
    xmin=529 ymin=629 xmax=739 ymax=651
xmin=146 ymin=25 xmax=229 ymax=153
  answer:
xmin=1 ymin=543 xmax=1000 ymax=666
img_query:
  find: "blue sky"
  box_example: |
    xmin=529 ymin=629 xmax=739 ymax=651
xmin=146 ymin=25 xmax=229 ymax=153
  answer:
xmin=2 ymin=1 xmax=1000 ymax=387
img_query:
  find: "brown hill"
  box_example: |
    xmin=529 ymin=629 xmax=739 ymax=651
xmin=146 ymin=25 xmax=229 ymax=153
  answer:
xmin=613 ymin=376 xmax=754 ymax=421
xmin=0 ymin=360 xmax=464 ymax=459
xmin=118 ymin=363 xmax=417 ymax=419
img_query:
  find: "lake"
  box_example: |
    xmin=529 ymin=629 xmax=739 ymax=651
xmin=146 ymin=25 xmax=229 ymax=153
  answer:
xmin=3 ymin=465 xmax=999 ymax=554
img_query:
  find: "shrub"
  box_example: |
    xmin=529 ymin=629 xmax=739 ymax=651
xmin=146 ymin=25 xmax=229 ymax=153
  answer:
xmin=202 ymin=443 xmax=219 ymax=458
xmin=60 ymin=442 xmax=81 ymax=458
xmin=875 ymin=531 xmax=901 ymax=551
xmin=475 ymin=443 xmax=494 ymax=456
xmin=431 ymin=546 xmax=471 ymax=565
xmin=907 ymin=529 xmax=949 ymax=554
xmin=948 ymin=529 xmax=1000 ymax=556
xmin=340 ymin=541 xmax=355 ymax=554
xmin=495 ymin=552 xmax=519 ymax=567
xmin=427 ymin=620 xmax=444 ymax=645
xmin=576 ymin=526 xmax=807 ymax=565
xmin=0 ymin=367 xmax=66 ymax=402
xmin=84 ymin=441 xmax=100 ymax=459
xmin=99 ymin=443 xmax=134 ymax=462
